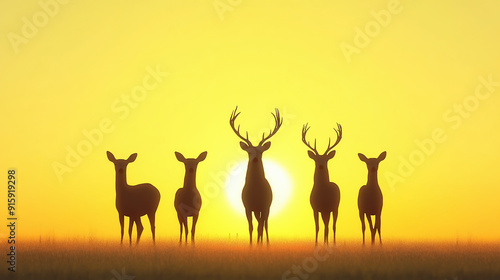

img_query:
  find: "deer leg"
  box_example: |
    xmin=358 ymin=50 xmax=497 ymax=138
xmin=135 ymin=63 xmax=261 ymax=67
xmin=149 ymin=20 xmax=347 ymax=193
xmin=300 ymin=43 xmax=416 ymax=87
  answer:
xmin=332 ymin=211 xmax=338 ymax=245
xmin=261 ymin=209 xmax=270 ymax=244
xmin=366 ymin=214 xmax=375 ymax=245
xmin=147 ymin=212 xmax=156 ymax=245
xmin=359 ymin=211 xmax=365 ymax=245
xmin=183 ymin=217 xmax=188 ymax=244
xmin=375 ymin=214 xmax=382 ymax=245
xmin=191 ymin=213 xmax=199 ymax=244
xmin=255 ymin=211 xmax=263 ymax=244
xmin=265 ymin=219 xmax=269 ymax=245
xmin=245 ymin=209 xmax=253 ymax=245
xmin=177 ymin=212 xmax=183 ymax=244
xmin=314 ymin=211 xmax=319 ymax=246
xmin=135 ymin=217 xmax=144 ymax=245
xmin=321 ymin=212 xmax=331 ymax=245
xmin=119 ymin=213 xmax=124 ymax=245
xmin=128 ymin=217 xmax=134 ymax=246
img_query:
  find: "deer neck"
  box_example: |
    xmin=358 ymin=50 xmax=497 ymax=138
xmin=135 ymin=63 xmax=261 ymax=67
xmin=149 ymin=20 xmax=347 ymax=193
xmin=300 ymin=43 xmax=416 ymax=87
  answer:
xmin=183 ymin=170 xmax=197 ymax=189
xmin=115 ymin=170 xmax=128 ymax=194
xmin=366 ymin=169 xmax=379 ymax=188
xmin=245 ymin=160 xmax=266 ymax=183
xmin=314 ymin=166 xmax=330 ymax=186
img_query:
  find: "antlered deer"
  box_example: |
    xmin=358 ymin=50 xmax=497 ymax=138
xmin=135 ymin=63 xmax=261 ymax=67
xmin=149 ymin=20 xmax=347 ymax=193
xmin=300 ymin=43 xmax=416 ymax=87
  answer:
xmin=302 ymin=123 xmax=342 ymax=245
xmin=229 ymin=106 xmax=283 ymax=244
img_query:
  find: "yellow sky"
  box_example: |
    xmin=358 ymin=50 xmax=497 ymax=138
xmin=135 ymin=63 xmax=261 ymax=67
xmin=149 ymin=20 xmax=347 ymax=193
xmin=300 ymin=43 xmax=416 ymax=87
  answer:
xmin=1 ymin=1 xmax=499 ymax=242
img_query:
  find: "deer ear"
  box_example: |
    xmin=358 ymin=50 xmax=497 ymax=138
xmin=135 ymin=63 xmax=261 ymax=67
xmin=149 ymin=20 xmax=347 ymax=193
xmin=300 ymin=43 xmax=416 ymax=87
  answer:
xmin=240 ymin=141 xmax=249 ymax=150
xmin=262 ymin=141 xmax=271 ymax=151
xmin=127 ymin=153 xmax=137 ymax=162
xmin=327 ymin=150 xmax=336 ymax=159
xmin=107 ymin=151 xmax=116 ymax=162
xmin=175 ymin=152 xmax=185 ymax=162
xmin=307 ymin=150 xmax=316 ymax=159
xmin=197 ymin=151 xmax=208 ymax=161
xmin=358 ymin=153 xmax=368 ymax=162
xmin=378 ymin=151 xmax=387 ymax=161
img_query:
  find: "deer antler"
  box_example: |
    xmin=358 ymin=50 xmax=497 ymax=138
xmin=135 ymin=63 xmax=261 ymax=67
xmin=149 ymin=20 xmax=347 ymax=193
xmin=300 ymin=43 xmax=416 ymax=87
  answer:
xmin=323 ymin=123 xmax=342 ymax=155
xmin=258 ymin=108 xmax=283 ymax=146
xmin=302 ymin=123 xmax=319 ymax=155
xmin=229 ymin=106 xmax=253 ymax=146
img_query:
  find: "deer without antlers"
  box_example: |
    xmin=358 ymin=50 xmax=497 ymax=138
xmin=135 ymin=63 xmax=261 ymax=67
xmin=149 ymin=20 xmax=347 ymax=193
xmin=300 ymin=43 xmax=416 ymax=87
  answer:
xmin=174 ymin=151 xmax=207 ymax=244
xmin=229 ymin=106 xmax=283 ymax=245
xmin=107 ymin=151 xmax=161 ymax=246
xmin=302 ymin=123 xmax=342 ymax=245
xmin=358 ymin=151 xmax=386 ymax=245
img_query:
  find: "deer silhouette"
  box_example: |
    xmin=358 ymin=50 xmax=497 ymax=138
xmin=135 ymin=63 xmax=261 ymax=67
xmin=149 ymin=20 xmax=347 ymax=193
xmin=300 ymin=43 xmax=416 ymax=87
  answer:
xmin=302 ymin=123 xmax=342 ymax=245
xmin=358 ymin=151 xmax=386 ymax=245
xmin=229 ymin=106 xmax=283 ymax=245
xmin=106 ymin=151 xmax=161 ymax=245
xmin=174 ymin=151 xmax=207 ymax=244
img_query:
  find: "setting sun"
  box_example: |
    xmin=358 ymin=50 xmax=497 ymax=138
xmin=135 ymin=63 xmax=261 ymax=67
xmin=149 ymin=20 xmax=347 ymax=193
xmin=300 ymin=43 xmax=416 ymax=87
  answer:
xmin=226 ymin=159 xmax=293 ymax=218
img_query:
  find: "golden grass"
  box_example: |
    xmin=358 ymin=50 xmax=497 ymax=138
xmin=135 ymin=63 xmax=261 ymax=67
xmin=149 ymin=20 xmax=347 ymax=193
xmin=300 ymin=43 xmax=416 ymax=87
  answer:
xmin=3 ymin=239 xmax=500 ymax=279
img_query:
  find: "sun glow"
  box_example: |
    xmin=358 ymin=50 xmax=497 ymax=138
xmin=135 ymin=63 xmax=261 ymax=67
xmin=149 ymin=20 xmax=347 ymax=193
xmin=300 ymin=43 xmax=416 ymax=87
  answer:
xmin=226 ymin=159 xmax=292 ymax=218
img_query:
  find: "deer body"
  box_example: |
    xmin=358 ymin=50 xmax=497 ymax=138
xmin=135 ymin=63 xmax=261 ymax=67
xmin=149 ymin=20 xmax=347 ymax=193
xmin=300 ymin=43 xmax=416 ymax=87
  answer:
xmin=107 ymin=152 xmax=160 ymax=245
xmin=174 ymin=151 xmax=207 ymax=244
xmin=115 ymin=183 xmax=159 ymax=217
xmin=357 ymin=152 xmax=386 ymax=245
xmin=230 ymin=107 xmax=282 ymax=244
xmin=302 ymin=123 xmax=342 ymax=245
xmin=242 ymin=159 xmax=273 ymax=212
xmin=310 ymin=174 xmax=340 ymax=213
xmin=241 ymin=149 xmax=273 ymax=244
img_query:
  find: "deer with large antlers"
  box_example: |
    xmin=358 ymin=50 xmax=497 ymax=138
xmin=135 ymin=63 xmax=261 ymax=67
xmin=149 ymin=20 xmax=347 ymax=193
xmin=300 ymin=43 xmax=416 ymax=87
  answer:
xmin=229 ymin=106 xmax=283 ymax=245
xmin=302 ymin=123 xmax=342 ymax=245
xmin=107 ymin=151 xmax=161 ymax=245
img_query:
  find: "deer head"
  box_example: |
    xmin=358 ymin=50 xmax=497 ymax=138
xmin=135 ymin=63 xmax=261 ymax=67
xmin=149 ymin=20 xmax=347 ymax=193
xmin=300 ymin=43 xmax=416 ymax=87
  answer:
xmin=302 ymin=123 xmax=342 ymax=171
xmin=107 ymin=151 xmax=137 ymax=174
xmin=229 ymin=106 xmax=283 ymax=164
xmin=358 ymin=152 xmax=386 ymax=172
xmin=175 ymin=151 xmax=208 ymax=174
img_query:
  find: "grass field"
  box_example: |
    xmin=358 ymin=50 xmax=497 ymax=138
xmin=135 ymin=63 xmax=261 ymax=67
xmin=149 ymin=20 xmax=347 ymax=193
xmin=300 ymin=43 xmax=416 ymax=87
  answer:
xmin=3 ymin=239 xmax=500 ymax=279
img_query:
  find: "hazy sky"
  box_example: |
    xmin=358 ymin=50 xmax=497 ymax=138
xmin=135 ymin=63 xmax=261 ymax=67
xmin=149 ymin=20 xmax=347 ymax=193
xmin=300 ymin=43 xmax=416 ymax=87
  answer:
xmin=1 ymin=1 xmax=499 ymax=242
